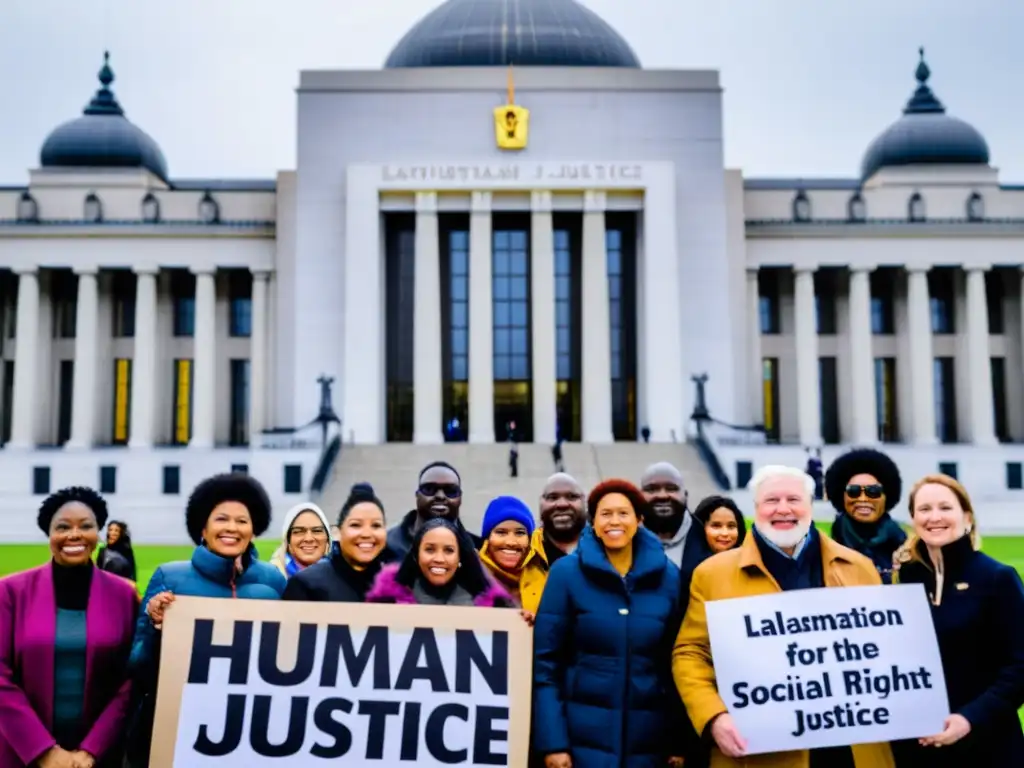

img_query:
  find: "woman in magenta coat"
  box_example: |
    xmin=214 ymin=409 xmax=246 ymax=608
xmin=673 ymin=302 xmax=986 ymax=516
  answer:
xmin=0 ymin=487 xmax=139 ymax=768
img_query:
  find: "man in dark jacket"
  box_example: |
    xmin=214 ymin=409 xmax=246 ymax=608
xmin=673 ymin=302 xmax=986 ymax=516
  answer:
xmin=386 ymin=461 xmax=482 ymax=559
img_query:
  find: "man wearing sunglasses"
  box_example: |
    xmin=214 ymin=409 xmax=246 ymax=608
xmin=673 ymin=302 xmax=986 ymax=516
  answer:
xmin=823 ymin=448 xmax=907 ymax=583
xmin=386 ymin=461 xmax=483 ymax=559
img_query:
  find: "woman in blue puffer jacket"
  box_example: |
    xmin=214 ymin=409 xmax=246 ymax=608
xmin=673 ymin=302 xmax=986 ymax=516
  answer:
xmin=125 ymin=472 xmax=286 ymax=766
xmin=532 ymin=479 xmax=686 ymax=768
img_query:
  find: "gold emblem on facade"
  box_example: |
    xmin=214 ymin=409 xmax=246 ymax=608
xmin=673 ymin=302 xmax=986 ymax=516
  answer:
xmin=494 ymin=65 xmax=529 ymax=150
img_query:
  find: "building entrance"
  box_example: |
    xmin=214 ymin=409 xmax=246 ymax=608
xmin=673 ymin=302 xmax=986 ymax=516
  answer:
xmin=494 ymin=381 xmax=532 ymax=442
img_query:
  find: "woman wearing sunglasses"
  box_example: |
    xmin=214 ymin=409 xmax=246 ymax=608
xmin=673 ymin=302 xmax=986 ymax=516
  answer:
xmin=823 ymin=448 xmax=907 ymax=583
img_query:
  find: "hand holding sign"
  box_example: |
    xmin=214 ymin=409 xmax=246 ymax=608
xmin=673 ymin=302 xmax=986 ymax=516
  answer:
xmin=919 ymin=713 xmax=972 ymax=748
xmin=704 ymin=583 xmax=949 ymax=755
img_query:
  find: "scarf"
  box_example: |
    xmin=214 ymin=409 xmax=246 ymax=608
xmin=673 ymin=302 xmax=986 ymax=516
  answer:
xmin=833 ymin=512 xmax=906 ymax=558
xmin=283 ymin=551 xmax=328 ymax=578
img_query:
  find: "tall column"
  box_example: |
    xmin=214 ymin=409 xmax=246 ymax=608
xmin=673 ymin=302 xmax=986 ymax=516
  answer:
xmin=248 ymin=270 xmax=270 ymax=446
xmin=581 ymin=190 xmax=614 ymax=443
xmin=966 ymin=267 xmax=997 ymax=445
xmin=190 ymin=268 xmax=217 ymax=448
xmin=746 ymin=268 xmax=763 ymax=425
xmin=793 ymin=267 xmax=822 ymax=446
xmin=413 ymin=192 xmax=443 ymax=443
xmin=468 ymin=191 xmax=494 ymax=443
xmin=66 ymin=269 xmax=99 ymax=449
xmin=848 ymin=266 xmax=878 ymax=444
xmin=128 ymin=269 xmax=159 ymax=448
xmin=530 ymin=191 xmax=557 ymax=445
xmin=906 ymin=266 xmax=937 ymax=445
xmin=9 ymin=269 xmax=40 ymax=449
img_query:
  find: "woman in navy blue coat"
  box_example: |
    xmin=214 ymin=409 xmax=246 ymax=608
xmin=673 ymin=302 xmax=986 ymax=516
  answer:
xmin=893 ymin=474 xmax=1024 ymax=766
xmin=532 ymin=479 xmax=684 ymax=768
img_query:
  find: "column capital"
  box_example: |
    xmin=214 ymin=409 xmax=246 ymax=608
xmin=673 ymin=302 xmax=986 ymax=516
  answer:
xmin=133 ymin=266 xmax=160 ymax=276
xmin=905 ymin=264 xmax=930 ymax=275
xmin=965 ymin=264 xmax=991 ymax=273
xmin=14 ymin=266 xmax=37 ymax=277
xmin=73 ymin=266 xmax=98 ymax=277
xmin=848 ymin=264 xmax=875 ymax=274
xmin=583 ymin=190 xmax=606 ymax=213
xmin=190 ymin=266 xmax=217 ymax=277
xmin=793 ymin=265 xmax=816 ymax=276
xmin=251 ymin=269 xmax=271 ymax=282
xmin=531 ymin=190 xmax=553 ymax=213
xmin=745 ymin=265 xmax=759 ymax=276
xmin=415 ymin=191 xmax=437 ymax=213
xmin=470 ymin=190 xmax=492 ymax=213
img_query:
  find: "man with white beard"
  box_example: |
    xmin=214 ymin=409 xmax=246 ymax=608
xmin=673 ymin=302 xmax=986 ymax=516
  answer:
xmin=671 ymin=465 xmax=894 ymax=768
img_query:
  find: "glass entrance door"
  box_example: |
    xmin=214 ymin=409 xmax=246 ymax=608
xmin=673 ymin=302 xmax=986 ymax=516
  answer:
xmin=494 ymin=381 xmax=532 ymax=442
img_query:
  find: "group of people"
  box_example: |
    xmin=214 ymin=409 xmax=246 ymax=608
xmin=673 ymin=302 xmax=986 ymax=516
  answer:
xmin=0 ymin=448 xmax=1022 ymax=767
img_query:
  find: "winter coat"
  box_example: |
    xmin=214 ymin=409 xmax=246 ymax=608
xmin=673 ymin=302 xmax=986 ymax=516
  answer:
xmin=364 ymin=563 xmax=514 ymax=608
xmin=532 ymin=526 xmax=685 ymax=767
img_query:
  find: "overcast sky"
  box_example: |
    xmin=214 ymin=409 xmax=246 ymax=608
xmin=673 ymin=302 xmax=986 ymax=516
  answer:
xmin=1 ymin=0 xmax=1019 ymax=183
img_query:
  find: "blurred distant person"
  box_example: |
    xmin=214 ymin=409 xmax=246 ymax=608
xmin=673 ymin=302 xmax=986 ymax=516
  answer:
xmin=96 ymin=519 xmax=137 ymax=583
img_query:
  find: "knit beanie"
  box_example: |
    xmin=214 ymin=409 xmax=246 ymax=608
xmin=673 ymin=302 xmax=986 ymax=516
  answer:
xmin=481 ymin=496 xmax=536 ymax=540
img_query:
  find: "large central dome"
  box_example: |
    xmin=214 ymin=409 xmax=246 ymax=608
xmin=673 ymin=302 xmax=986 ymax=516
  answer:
xmin=384 ymin=0 xmax=641 ymax=69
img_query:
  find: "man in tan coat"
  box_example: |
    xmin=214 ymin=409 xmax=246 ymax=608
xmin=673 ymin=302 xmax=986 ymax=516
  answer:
xmin=672 ymin=465 xmax=895 ymax=768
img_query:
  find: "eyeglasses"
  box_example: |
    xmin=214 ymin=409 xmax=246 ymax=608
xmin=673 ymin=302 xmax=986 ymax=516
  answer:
xmin=845 ymin=484 xmax=883 ymax=499
xmin=290 ymin=526 xmax=328 ymax=538
xmin=418 ymin=482 xmax=462 ymax=499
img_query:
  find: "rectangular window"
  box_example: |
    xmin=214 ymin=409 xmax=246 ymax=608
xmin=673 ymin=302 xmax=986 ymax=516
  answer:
xmin=553 ymin=217 xmax=582 ymax=443
xmin=987 ymin=271 xmax=1005 ymax=335
xmin=1007 ymin=462 xmax=1023 ymax=491
xmin=284 ymin=464 xmax=303 ymax=494
xmin=449 ymin=231 xmax=470 ymax=384
xmin=52 ymin=272 xmax=77 ymax=339
xmin=492 ymin=228 xmax=531 ymax=382
xmin=385 ymin=215 xmax=416 ymax=442
xmin=762 ymin=357 xmax=780 ymax=442
xmin=163 ymin=465 xmax=180 ymax=495
xmin=441 ymin=222 xmax=471 ymax=441
xmin=874 ymin=357 xmax=898 ymax=442
xmin=230 ymin=358 xmax=250 ymax=446
xmin=111 ymin=358 xmax=132 ymax=445
xmin=934 ymin=357 xmax=957 ymax=443
xmin=1 ymin=360 xmax=12 ymax=444
xmin=3 ymin=283 xmax=16 ymax=340
xmin=938 ymin=461 xmax=958 ymax=479
xmin=57 ymin=360 xmax=73 ymax=445
xmin=171 ymin=272 xmax=196 ymax=337
xmin=231 ymin=463 xmax=249 ymax=474
xmin=929 ymin=270 xmax=955 ymax=334
xmin=606 ymin=216 xmax=638 ymax=441
xmin=992 ymin=356 xmax=1009 ymax=442
xmin=33 ymin=466 xmax=50 ymax=495
xmin=111 ymin=272 xmax=135 ymax=338
xmin=99 ymin=466 xmax=116 ymax=494
xmin=819 ymin=357 xmax=840 ymax=443
xmin=173 ymin=358 xmax=193 ymax=445
xmin=870 ymin=270 xmax=895 ymax=335
xmin=228 ymin=272 xmax=252 ymax=337
xmin=814 ymin=272 xmax=837 ymax=335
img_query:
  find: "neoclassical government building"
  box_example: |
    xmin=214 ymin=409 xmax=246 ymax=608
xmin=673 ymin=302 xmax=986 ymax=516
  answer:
xmin=2 ymin=0 xmax=1022 ymax=480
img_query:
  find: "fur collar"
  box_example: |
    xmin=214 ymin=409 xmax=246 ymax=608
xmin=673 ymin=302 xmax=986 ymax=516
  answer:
xmin=365 ymin=563 xmax=514 ymax=607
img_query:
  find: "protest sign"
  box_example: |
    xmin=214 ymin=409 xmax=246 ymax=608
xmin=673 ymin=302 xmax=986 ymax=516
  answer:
xmin=150 ymin=596 xmax=533 ymax=767
xmin=705 ymin=583 xmax=948 ymax=754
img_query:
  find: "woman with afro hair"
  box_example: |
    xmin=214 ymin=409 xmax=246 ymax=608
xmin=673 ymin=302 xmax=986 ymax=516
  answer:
xmin=124 ymin=473 xmax=285 ymax=767
xmin=824 ymin=447 xmax=907 ymax=583
xmin=0 ymin=486 xmax=138 ymax=768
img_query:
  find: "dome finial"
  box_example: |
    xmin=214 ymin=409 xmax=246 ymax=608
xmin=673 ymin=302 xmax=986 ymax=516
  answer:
xmin=904 ymin=46 xmax=943 ymax=115
xmin=915 ymin=46 xmax=930 ymax=85
xmin=84 ymin=50 xmax=124 ymax=117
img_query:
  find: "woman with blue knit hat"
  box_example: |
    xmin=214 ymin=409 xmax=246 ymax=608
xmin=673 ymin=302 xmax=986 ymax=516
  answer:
xmin=478 ymin=495 xmax=537 ymax=612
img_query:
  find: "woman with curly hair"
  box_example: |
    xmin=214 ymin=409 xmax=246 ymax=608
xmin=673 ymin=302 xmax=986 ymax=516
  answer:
xmin=532 ymin=479 xmax=686 ymax=768
xmin=125 ymin=473 xmax=285 ymax=767
xmin=0 ymin=487 xmax=138 ymax=768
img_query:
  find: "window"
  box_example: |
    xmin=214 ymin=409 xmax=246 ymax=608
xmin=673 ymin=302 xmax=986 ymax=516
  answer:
xmin=52 ymin=272 xmax=77 ymax=339
xmin=441 ymin=224 xmax=470 ymax=441
xmin=966 ymin=192 xmax=984 ymax=222
xmin=284 ymin=464 xmax=303 ymax=494
xmin=99 ymin=466 xmax=116 ymax=494
xmin=163 ymin=465 xmax=180 ymax=495
xmin=987 ymin=271 xmax=1005 ymax=334
xmin=230 ymin=359 xmax=250 ymax=446
xmin=2 ymin=280 xmax=16 ymax=340
xmin=1 ymin=360 xmax=12 ymax=444
xmin=938 ymin=461 xmax=957 ymax=479
xmin=847 ymin=193 xmax=867 ymax=222
xmin=554 ymin=219 xmax=582 ymax=442
xmin=758 ymin=270 xmax=780 ymax=334
xmin=992 ymin=357 xmax=1009 ymax=442
xmin=111 ymin=358 xmax=132 ymax=445
xmin=819 ymin=357 xmax=839 ymax=443
xmin=929 ymin=270 xmax=955 ymax=335
xmin=1007 ymin=463 xmax=1023 ymax=490
xmin=736 ymin=461 xmax=754 ymax=489
xmin=762 ymin=358 xmax=780 ymax=442
xmin=33 ymin=466 xmax=50 ymax=495
xmin=814 ymin=272 xmax=837 ymax=335
xmin=874 ymin=358 xmax=898 ymax=442
xmin=231 ymin=463 xmax=249 ymax=474
xmin=172 ymin=358 xmax=193 ymax=445
xmin=171 ymin=272 xmax=196 ymax=337
xmin=228 ymin=272 xmax=252 ymax=337
xmin=870 ymin=271 xmax=895 ymax=335
xmin=57 ymin=360 xmax=73 ymax=445
xmin=934 ymin=357 xmax=957 ymax=443
xmin=492 ymin=229 xmax=530 ymax=382
xmin=385 ymin=215 xmax=416 ymax=442
xmin=908 ymin=192 xmax=926 ymax=222
xmin=111 ymin=272 xmax=135 ymax=338
xmin=606 ymin=217 xmax=638 ymax=441
xmin=792 ymin=191 xmax=811 ymax=222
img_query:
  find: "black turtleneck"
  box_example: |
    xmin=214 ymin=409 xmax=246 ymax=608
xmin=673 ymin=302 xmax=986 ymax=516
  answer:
xmin=330 ymin=552 xmax=382 ymax=600
xmin=52 ymin=560 xmax=93 ymax=610
xmin=281 ymin=547 xmax=388 ymax=603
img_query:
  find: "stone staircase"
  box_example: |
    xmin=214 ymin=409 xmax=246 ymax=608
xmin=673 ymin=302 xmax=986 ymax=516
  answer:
xmin=313 ymin=441 xmax=722 ymax=533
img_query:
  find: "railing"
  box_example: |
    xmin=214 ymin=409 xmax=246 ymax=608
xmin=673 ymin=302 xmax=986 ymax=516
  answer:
xmin=691 ymin=420 xmax=732 ymax=491
xmin=690 ymin=416 xmax=769 ymax=491
xmin=310 ymin=435 xmax=342 ymax=500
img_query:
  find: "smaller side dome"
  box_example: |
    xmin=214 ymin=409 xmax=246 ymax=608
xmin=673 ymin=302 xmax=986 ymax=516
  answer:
xmin=860 ymin=48 xmax=989 ymax=181
xmin=40 ymin=52 xmax=169 ymax=181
